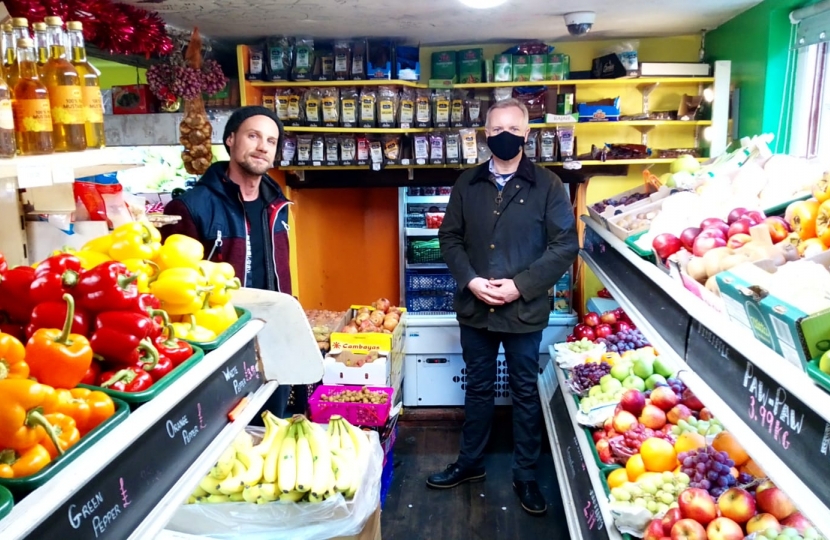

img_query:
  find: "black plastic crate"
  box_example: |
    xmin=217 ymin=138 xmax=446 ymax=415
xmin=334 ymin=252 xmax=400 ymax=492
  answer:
xmin=405 ymin=213 xmax=426 ymax=228
xmin=406 ymin=291 xmax=455 ymax=313
xmin=405 ymin=273 xmax=456 ymax=292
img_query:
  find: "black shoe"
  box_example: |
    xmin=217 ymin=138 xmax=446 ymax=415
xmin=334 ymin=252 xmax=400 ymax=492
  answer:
xmin=426 ymin=463 xmax=486 ymax=489
xmin=513 ymin=480 xmax=547 ymax=515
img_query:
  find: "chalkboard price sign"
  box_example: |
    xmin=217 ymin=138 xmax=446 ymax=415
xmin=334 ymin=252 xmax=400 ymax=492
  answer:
xmin=686 ymin=322 xmax=830 ymax=509
xmin=549 ymin=385 xmax=607 ymax=540
xmin=26 ymin=339 xmax=262 ymax=540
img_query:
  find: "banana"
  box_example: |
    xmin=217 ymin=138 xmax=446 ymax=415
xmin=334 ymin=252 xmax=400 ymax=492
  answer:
xmin=279 ymin=490 xmax=306 ymax=503
xmin=237 ymin=449 xmax=265 ymax=487
xmin=263 ymin=417 xmax=291 ymax=483
xmin=210 ymin=445 xmax=236 ymax=479
xmin=199 ymin=475 xmax=222 ymax=496
xmin=218 ymin=459 xmax=247 ymax=495
xmin=258 ymin=482 xmax=280 ymax=501
xmin=336 ymin=420 xmax=356 ymax=459
xmin=277 ymin=423 xmax=298 ymax=494
xmin=186 ymin=495 xmax=197 ymax=504
xmin=294 ymin=422 xmax=313 ymax=493
xmin=330 ymin=450 xmax=351 ymax=493
xmin=192 ymin=485 xmax=209 ymax=498
xmin=249 ymin=412 xmax=276 ymax=457
xmin=328 ymin=418 xmax=341 ymax=451
xmin=205 ymin=494 xmax=231 ymax=504
xmin=242 ymin=484 xmax=261 ymax=503
xmin=229 ymin=492 xmax=245 ymax=502
xmin=307 ymin=419 xmax=333 ymax=499
xmin=341 ymin=417 xmax=366 ymax=461
xmin=232 ymin=431 xmax=254 ymax=453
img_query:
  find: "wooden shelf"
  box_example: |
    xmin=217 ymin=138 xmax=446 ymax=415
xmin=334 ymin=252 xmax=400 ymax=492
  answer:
xmin=278 ymin=157 xmax=705 ymax=171
xmin=282 ymin=120 xmax=711 ymax=134
xmin=249 ymin=77 xmax=714 ymax=90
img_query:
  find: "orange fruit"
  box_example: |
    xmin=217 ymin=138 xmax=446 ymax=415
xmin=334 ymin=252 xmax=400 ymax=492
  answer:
xmin=626 ymin=454 xmax=646 ymax=481
xmin=740 ymin=458 xmax=765 ymax=478
xmin=712 ymin=432 xmax=749 ymax=466
xmin=607 ymin=468 xmax=629 ymax=489
xmin=640 ymin=438 xmax=678 ymax=472
xmin=674 ymin=432 xmax=706 ymax=455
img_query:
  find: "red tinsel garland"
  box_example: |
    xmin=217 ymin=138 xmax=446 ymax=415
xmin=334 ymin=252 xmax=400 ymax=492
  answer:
xmin=3 ymin=0 xmax=173 ymax=57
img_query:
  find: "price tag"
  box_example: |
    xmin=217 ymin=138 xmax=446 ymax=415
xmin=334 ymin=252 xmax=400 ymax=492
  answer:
xmin=17 ymin=163 xmax=52 ymax=188
xmin=400 ymin=159 xmax=411 ymax=166
xmin=416 ymin=158 xmax=426 ymax=165
xmin=27 ymin=340 xmax=262 ymax=539
xmin=312 ymin=161 xmax=322 ymax=167
xmin=466 ymin=158 xmax=476 ymax=164
xmin=280 ymin=160 xmax=290 ymax=167
xmin=371 ymin=163 xmax=381 ymax=171
xmin=52 ymin=166 xmax=75 ymax=184
xmin=400 ymin=123 xmax=411 ymax=129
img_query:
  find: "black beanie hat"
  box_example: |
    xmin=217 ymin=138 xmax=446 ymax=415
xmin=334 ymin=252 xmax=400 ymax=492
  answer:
xmin=222 ymin=105 xmax=285 ymax=155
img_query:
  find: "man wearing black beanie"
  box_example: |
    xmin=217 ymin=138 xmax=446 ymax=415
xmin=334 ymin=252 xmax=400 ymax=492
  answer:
xmin=163 ymin=105 xmax=293 ymax=413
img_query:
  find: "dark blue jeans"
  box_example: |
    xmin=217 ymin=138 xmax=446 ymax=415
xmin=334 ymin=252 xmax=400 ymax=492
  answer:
xmin=456 ymin=324 xmax=544 ymax=482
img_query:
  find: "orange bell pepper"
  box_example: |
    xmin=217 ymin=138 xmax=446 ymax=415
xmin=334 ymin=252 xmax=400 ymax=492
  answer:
xmin=26 ymin=294 xmax=93 ymax=389
xmin=46 ymin=388 xmax=115 ymax=435
xmin=0 ymin=332 xmax=28 ymax=380
xmin=0 ymin=444 xmax=52 ymax=477
xmin=0 ymin=379 xmax=65 ymax=454
xmin=40 ymin=413 xmax=80 ymax=458
xmin=0 ymin=464 xmax=12 ymax=478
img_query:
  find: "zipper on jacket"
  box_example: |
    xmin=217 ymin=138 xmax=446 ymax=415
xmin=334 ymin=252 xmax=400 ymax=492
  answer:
xmin=266 ymin=202 xmax=292 ymax=293
xmin=238 ymin=195 xmax=250 ymax=288
xmin=262 ymin=206 xmax=277 ymax=292
xmin=207 ymin=230 xmax=223 ymax=262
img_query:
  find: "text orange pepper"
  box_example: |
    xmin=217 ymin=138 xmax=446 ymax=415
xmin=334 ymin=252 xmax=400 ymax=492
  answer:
xmin=41 ymin=413 xmax=80 ymax=458
xmin=0 ymin=379 xmax=65 ymax=453
xmin=0 ymin=332 xmax=27 ymax=380
xmin=0 ymin=444 xmax=52 ymax=477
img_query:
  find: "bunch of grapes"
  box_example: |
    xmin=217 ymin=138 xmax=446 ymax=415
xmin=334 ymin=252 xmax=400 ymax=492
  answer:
xmin=566 ymin=362 xmax=611 ymax=395
xmin=591 ymin=193 xmax=649 ymax=213
xmin=201 ymin=59 xmax=228 ymax=96
xmin=646 ymin=377 xmax=687 ymax=399
xmin=596 ymin=329 xmax=650 ymax=353
xmin=678 ymin=446 xmax=736 ymax=498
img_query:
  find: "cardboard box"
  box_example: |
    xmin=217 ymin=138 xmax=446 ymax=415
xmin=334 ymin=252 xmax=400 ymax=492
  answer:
xmin=431 ymin=51 xmax=457 ymax=81
xmin=494 ymin=54 xmax=512 ymax=82
xmin=578 ymin=98 xmax=621 ymax=122
xmin=330 ymin=306 xmax=407 ymax=355
xmin=324 ymin=351 xmax=391 ymax=387
xmin=512 ymin=55 xmax=532 ymax=82
xmin=330 ymin=505 xmax=381 ymax=540
xmin=457 ymin=48 xmax=483 ymax=84
xmin=546 ymin=53 xmax=570 ymax=80
xmin=529 ymin=54 xmax=547 ymax=82
xmin=111 ymin=85 xmax=157 ymax=115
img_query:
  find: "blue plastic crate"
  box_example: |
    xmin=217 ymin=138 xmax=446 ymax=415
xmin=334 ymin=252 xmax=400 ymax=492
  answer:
xmin=380 ymin=448 xmax=394 ymax=509
xmin=405 ymin=273 xmax=456 ymax=292
xmin=406 ymin=291 xmax=454 ymax=313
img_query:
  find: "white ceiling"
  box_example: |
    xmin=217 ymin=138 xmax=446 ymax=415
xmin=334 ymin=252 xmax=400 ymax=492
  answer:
xmin=126 ymin=0 xmax=762 ymax=44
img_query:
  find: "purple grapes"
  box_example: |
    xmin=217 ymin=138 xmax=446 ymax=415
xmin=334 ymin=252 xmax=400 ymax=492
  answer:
xmin=680 ymin=446 xmax=740 ymax=498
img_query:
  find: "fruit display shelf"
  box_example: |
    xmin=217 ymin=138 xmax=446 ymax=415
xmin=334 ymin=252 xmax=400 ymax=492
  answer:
xmin=578 ymin=216 xmax=830 ymax=536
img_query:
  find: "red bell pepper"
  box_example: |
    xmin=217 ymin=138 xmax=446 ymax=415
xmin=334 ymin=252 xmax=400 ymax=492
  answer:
xmin=74 ymin=262 xmax=139 ymax=314
xmin=80 ymin=360 xmax=101 ymax=386
xmin=89 ymin=312 xmax=159 ymax=369
xmin=131 ymin=293 xmax=161 ymax=315
xmin=26 ymin=301 xmax=92 ymax=340
xmin=153 ymin=323 xmax=193 ymax=367
xmin=0 ymin=266 xmax=36 ymax=323
xmin=143 ymin=353 xmax=173 ymax=382
xmin=98 ymin=367 xmax=154 ymax=392
xmin=29 ymin=254 xmax=82 ymax=305
xmin=0 ymin=252 xmax=7 ymax=276
xmin=0 ymin=314 xmax=25 ymax=343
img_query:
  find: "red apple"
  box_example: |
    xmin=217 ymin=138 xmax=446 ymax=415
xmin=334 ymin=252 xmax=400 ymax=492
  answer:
xmin=746 ymin=513 xmax=781 ymax=534
xmin=645 ymin=519 xmax=665 ymax=540
xmin=573 ymin=324 xmax=596 ymax=341
xmin=566 ymin=334 xmax=577 ymax=342
xmin=764 ymin=216 xmax=791 ymax=243
xmin=653 ymin=233 xmax=683 ymax=260
xmin=727 ymin=207 xmax=749 ymax=224
xmin=717 ymin=487 xmax=756 ymax=523
xmin=679 ymin=227 xmax=702 ymax=251
xmin=583 ymin=312 xmax=600 ymax=327
xmin=662 ymin=508 xmax=683 ymax=534
xmin=678 ymin=488 xmax=717 ymax=526
xmin=755 ymin=480 xmax=775 ymax=494
xmin=620 ymin=389 xmax=647 ymax=416
xmin=700 ymin=217 xmax=729 ymax=235
xmin=681 ymin=388 xmax=704 ymax=411
xmin=693 ymin=235 xmax=727 ymax=257
xmin=671 ymin=519 xmax=707 ymax=540
xmin=697 ymin=227 xmax=727 ymax=241
xmin=600 ymin=311 xmax=617 ymax=324
xmin=756 ymin=487 xmax=797 ymax=520
xmin=592 ymin=430 xmax=604 ymax=443
xmin=650 ymin=386 xmax=680 ymax=412
xmin=727 ymin=233 xmax=752 ymax=250
xmin=698 ymin=407 xmax=713 ymax=421
xmin=596 ymin=439 xmax=612 ymax=463
xmin=667 ymin=404 xmax=693 ymax=424
xmin=727 ymin=218 xmax=754 ymax=238
xmin=743 ymin=210 xmax=766 ymax=224
xmin=614 ymin=321 xmax=634 ymax=333
xmin=781 ymin=512 xmax=811 ymax=534
xmin=595 ymin=323 xmax=613 ymax=338
xmin=612 ymin=411 xmax=639 ymax=433
xmin=706 ymin=517 xmax=744 ymax=540
xmin=639 ymin=404 xmax=668 ymax=430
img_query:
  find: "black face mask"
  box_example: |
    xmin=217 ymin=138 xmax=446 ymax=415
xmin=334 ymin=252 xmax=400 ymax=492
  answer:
xmin=487 ymin=131 xmax=525 ymax=161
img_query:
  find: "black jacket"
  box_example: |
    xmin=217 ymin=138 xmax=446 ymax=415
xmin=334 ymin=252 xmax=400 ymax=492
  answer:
xmin=438 ymin=157 xmax=579 ymax=333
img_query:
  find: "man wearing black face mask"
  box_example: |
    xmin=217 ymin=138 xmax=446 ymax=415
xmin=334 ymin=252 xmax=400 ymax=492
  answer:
xmin=428 ymin=98 xmax=579 ymax=515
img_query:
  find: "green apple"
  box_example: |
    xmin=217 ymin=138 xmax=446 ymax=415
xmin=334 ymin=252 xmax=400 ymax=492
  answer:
xmin=600 ymin=377 xmax=623 ymax=393
xmin=623 ymin=375 xmax=645 ymax=392
xmin=610 ymin=363 xmax=632 ymax=381
xmin=653 ymin=357 xmax=674 ymax=378
xmin=632 ymin=358 xmax=654 ymax=379
xmin=819 ymin=350 xmax=830 ymax=375
xmin=589 ymin=385 xmax=603 ymax=397
xmin=645 ymin=374 xmax=667 ymax=390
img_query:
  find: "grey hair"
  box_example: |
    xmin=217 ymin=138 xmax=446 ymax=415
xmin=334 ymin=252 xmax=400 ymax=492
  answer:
xmin=485 ymin=98 xmax=529 ymax=128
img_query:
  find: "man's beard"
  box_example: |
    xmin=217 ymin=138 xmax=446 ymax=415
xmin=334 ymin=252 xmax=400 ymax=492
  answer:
xmin=239 ymin=155 xmax=271 ymax=176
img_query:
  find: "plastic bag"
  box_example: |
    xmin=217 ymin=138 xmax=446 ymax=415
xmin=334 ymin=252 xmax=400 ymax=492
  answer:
xmin=553 ymin=342 xmax=606 ymax=369
xmin=167 ymin=429 xmax=384 ymax=540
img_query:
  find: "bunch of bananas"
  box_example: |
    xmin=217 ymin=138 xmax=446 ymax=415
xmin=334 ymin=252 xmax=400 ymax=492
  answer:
xmin=188 ymin=412 xmax=367 ymax=505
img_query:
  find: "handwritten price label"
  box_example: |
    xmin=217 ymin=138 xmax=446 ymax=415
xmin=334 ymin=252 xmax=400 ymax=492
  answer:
xmin=744 ymin=362 xmax=803 ymax=450
xmin=119 ymin=478 xmax=131 ymax=508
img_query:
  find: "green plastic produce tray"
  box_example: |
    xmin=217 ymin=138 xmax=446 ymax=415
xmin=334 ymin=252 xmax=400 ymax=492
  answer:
xmin=0 ymin=398 xmax=129 ymax=500
xmin=79 ymin=346 xmax=205 ymax=408
xmin=0 ymin=485 xmax=11 ymax=519
xmin=584 ymin=426 xmax=623 ymax=474
xmin=806 ymin=358 xmax=830 ymax=393
xmin=184 ymin=307 xmax=252 ymax=351
xmin=625 ymin=230 xmax=655 ymax=264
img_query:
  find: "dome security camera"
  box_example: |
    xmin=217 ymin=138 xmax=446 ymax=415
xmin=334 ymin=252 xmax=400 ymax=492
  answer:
xmin=564 ymin=12 xmax=595 ymax=36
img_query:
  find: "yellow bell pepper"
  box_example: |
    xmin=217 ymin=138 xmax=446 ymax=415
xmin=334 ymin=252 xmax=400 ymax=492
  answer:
xmin=199 ymin=261 xmax=241 ymax=306
xmin=121 ymin=259 xmax=160 ymax=294
xmin=149 ymin=268 xmax=213 ymax=315
xmin=82 ymin=234 xmax=114 ymax=255
xmin=193 ymin=301 xmax=239 ymax=336
xmin=108 ymin=222 xmax=162 ymax=262
xmin=172 ymin=315 xmax=217 ymax=342
xmin=156 ymin=234 xmax=204 ymax=271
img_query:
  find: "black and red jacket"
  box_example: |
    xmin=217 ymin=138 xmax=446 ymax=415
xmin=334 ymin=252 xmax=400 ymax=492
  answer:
xmin=162 ymin=161 xmax=292 ymax=294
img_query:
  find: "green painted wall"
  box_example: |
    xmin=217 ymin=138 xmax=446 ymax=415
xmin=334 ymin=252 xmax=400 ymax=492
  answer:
xmin=707 ymin=0 xmax=821 ymax=152
xmin=89 ymin=58 xmax=146 ymax=89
